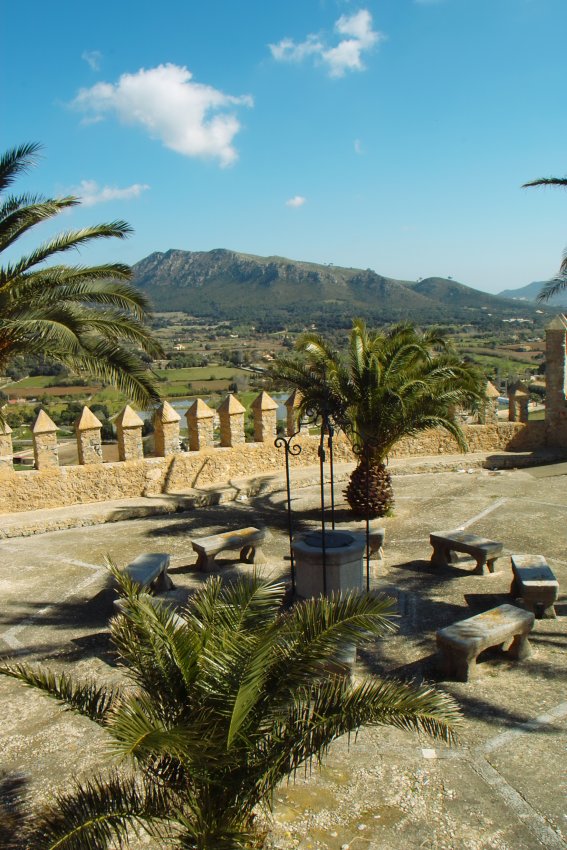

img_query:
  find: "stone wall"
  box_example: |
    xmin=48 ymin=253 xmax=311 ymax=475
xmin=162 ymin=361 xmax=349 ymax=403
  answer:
xmin=393 ymin=421 xmax=546 ymax=456
xmin=0 ymin=422 xmax=545 ymax=515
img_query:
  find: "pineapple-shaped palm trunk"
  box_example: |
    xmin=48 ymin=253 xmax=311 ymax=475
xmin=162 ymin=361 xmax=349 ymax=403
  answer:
xmin=344 ymin=459 xmax=394 ymax=518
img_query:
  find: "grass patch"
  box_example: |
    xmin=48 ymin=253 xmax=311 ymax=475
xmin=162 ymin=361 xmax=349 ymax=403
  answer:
xmin=155 ymin=366 xmax=248 ymax=381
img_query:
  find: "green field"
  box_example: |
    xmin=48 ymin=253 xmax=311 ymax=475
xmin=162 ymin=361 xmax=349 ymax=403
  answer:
xmin=463 ymin=352 xmax=539 ymax=377
xmin=155 ymin=366 xmax=249 ymax=381
xmin=5 ymin=375 xmax=64 ymax=388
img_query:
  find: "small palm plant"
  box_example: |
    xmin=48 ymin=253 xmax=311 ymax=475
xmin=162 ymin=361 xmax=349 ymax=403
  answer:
xmin=1 ymin=570 xmax=460 ymax=849
xmin=0 ymin=143 xmax=163 ymax=413
xmin=272 ymin=320 xmax=485 ymax=517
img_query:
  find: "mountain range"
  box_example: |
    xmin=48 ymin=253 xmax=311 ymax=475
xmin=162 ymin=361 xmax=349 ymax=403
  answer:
xmin=497 ymin=279 xmax=567 ymax=307
xmin=132 ymin=249 xmax=550 ymax=329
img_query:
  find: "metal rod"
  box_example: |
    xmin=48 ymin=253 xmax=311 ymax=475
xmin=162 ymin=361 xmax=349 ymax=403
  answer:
xmin=285 ymin=445 xmax=295 ymax=593
xmin=274 ymin=433 xmax=301 ymax=594
xmin=318 ymin=422 xmax=327 ymax=596
xmin=366 ymin=450 xmax=370 ymax=592
xmin=328 ymin=422 xmax=335 ymax=530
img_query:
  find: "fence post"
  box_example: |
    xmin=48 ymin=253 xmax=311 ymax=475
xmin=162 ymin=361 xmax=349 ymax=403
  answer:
xmin=516 ymin=389 xmax=529 ymax=423
xmin=154 ymin=400 xmax=181 ymax=457
xmin=76 ymin=407 xmax=103 ymax=465
xmin=218 ymin=393 xmax=246 ymax=447
xmin=251 ymin=391 xmax=278 ymax=442
xmin=116 ymin=405 xmax=144 ymax=461
xmin=0 ymin=422 xmax=13 ymax=468
xmin=186 ymin=398 xmax=215 ymax=450
xmin=481 ymin=381 xmax=500 ymax=424
xmin=32 ymin=410 xmax=59 ymax=469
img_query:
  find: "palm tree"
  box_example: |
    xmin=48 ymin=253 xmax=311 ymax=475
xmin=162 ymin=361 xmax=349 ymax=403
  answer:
xmin=272 ymin=320 xmax=485 ymax=517
xmin=523 ymin=175 xmax=567 ymax=301
xmin=0 ymin=143 xmax=162 ymax=411
xmin=0 ymin=570 xmax=460 ymax=849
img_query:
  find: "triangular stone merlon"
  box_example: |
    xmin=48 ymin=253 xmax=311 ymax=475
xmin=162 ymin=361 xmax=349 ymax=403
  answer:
xmin=218 ymin=393 xmax=246 ymax=415
xmin=32 ymin=410 xmax=58 ymax=434
xmin=76 ymin=406 xmax=103 ymax=431
xmin=154 ymin=400 xmax=181 ymax=424
xmin=251 ymin=391 xmax=278 ymax=412
xmin=116 ymin=404 xmax=144 ymax=429
xmin=186 ymin=398 xmax=215 ymax=419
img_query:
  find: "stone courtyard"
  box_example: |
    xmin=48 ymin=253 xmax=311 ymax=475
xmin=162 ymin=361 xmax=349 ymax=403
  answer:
xmin=0 ymin=455 xmax=566 ymax=850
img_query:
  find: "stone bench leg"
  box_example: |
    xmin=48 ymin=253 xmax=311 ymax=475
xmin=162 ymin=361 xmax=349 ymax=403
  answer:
xmin=506 ymin=633 xmax=531 ymax=661
xmin=438 ymin=646 xmax=476 ymax=682
xmin=240 ymin=545 xmax=267 ymax=565
xmin=153 ymin=570 xmax=174 ymax=592
xmin=431 ymin=543 xmax=451 ymax=567
xmin=524 ymin=598 xmax=557 ymax=620
xmin=472 ymin=555 xmax=488 ymax=575
xmin=486 ymin=557 xmax=499 ymax=574
xmin=473 ymin=555 xmax=499 ymax=576
xmin=196 ymin=552 xmax=217 ymax=572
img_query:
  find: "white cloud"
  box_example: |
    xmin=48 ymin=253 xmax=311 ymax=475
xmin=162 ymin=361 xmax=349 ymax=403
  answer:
xmin=354 ymin=138 xmax=363 ymax=155
xmin=285 ymin=195 xmax=306 ymax=208
xmin=72 ymin=63 xmax=253 ymax=167
xmin=73 ymin=179 xmax=150 ymax=207
xmin=269 ymin=35 xmax=323 ymax=63
xmin=82 ymin=50 xmax=102 ymax=71
xmin=269 ymin=9 xmax=383 ymax=78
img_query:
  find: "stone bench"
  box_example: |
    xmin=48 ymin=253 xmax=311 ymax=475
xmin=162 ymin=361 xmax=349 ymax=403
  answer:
xmin=350 ymin=524 xmax=386 ymax=560
xmin=511 ymin=554 xmax=559 ymax=619
xmin=114 ymin=594 xmax=185 ymax=629
xmin=191 ymin=526 xmax=272 ymax=572
xmin=436 ymin=604 xmax=535 ymax=681
xmin=121 ymin=552 xmax=173 ymax=592
xmin=430 ymin=530 xmax=504 ymax=575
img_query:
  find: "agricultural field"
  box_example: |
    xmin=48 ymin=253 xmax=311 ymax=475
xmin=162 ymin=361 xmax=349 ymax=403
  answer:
xmin=0 ymin=316 xmax=549 ymax=439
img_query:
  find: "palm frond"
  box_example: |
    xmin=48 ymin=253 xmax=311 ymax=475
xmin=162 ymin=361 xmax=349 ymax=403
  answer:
xmin=0 ymin=143 xmax=43 ymax=193
xmin=1 ymin=222 xmax=132 ymax=282
xmin=536 ymin=271 xmax=567 ymax=302
xmin=259 ymin=592 xmax=398 ymax=705
xmin=523 ymin=176 xmax=567 ymax=188
xmin=12 ymin=272 xmax=151 ymax=316
xmin=0 ymin=663 xmax=119 ymax=724
xmin=108 ymin=693 xmax=206 ymax=762
xmin=58 ymin=341 xmax=162 ymax=407
xmin=25 ymin=772 xmax=171 ymax=850
xmin=0 ymin=197 xmax=79 ymax=253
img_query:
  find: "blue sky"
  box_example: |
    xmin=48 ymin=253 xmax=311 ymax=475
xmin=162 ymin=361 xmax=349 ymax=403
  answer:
xmin=3 ymin=0 xmax=567 ymax=294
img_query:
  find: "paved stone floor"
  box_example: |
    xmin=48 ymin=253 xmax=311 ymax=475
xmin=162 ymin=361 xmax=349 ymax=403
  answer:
xmin=0 ymin=459 xmax=566 ymax=849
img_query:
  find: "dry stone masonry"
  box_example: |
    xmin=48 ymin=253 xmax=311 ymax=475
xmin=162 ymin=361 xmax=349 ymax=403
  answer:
xmin=251 ymin=391 xmax=278 ymax=442
xmin=31 ymin=410 xmax=59 ymax=470
xmin=115 ymin=405 xmax=145 ymax=461
xmin=76 ymin=406 xmax=103 ymax=465
xmin=218 ymin=393 xmax=246 ymax=447
xmin=0 ymin=422 xmax=13 ymax=468
xmin=154 ymin=400 xmax=181 ymax=457
xmin=186 ymin=398 xmax=215 ymax=451
xmin=545 ymin=314 xmax=567 ymax=446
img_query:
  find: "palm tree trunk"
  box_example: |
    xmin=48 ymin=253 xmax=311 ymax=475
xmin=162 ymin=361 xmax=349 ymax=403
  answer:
xmin=344 ymin=459 xmax=394 ymax=518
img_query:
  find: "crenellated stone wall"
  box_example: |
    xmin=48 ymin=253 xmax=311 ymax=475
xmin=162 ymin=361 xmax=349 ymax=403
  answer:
xmin=0 ymin=422 xmax=545 ymax=514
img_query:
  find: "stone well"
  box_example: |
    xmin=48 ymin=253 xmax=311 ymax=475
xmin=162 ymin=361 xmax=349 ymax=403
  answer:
xmin=292 ymin=529 xmax=366 ymax=599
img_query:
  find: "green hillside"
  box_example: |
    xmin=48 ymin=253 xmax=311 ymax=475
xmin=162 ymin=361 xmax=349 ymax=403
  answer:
xmin=132 ymin=249 xmax=547 ymax=329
